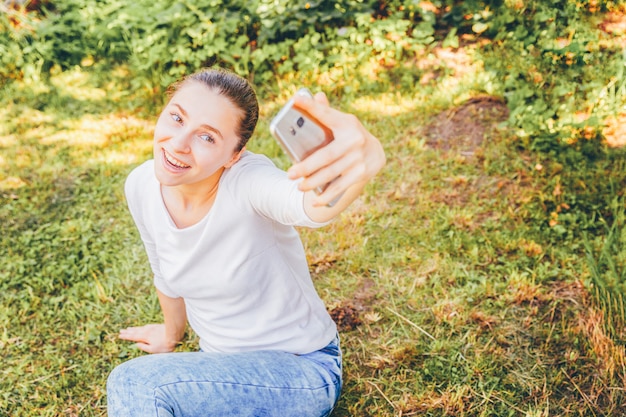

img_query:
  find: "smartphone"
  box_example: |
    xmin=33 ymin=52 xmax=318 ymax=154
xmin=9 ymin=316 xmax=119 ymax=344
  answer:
xmin=269 ymin=88 xmax=335 ymax=196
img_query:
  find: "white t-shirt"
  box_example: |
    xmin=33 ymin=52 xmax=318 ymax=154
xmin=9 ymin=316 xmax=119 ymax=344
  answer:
xmin=124 ymin=151 xmax=337 ymax=354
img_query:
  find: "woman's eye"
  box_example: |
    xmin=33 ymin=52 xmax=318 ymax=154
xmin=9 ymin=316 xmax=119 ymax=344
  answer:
xmin=199 ymin=134 xmax=215 ymax=144
xmin=170 ymin=113 xmax=183 ymax=124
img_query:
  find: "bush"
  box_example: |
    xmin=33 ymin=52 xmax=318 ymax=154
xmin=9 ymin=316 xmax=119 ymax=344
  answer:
xmin=3 ymin=0 xmax=626 ymax=155
xmin=0 ymin=0 xmax=436 ymax=92
xmin=469 ymin=0 xmax=625 ymax=156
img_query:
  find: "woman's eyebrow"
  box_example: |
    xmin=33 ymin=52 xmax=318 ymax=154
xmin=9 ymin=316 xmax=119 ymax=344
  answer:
xmin=171 ymin=103 xmax=224 ymax=141
xmin=172 ymin=102 xmax=189 ymax=118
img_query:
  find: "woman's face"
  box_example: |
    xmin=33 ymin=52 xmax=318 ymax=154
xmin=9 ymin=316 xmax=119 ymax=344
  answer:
xmin=153 ymin=81 xmax=244 ymax=188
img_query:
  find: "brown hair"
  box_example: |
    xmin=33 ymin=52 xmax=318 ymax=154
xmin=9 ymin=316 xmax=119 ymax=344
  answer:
xmin=169 ymin=67 xmax=259 ymax=151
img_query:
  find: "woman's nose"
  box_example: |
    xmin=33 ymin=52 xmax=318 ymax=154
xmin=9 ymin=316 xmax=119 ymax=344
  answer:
xmin=170 ymin=131 xmax=192 ymax=153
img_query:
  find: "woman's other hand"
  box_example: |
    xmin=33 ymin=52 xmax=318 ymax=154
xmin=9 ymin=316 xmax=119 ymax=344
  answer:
xmin=118 ymin=323 xmax=178 ymax=353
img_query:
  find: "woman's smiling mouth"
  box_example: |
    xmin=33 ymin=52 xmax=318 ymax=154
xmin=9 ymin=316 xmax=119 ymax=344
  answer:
xmin=163 ymin=149 xmax=191 ymax=170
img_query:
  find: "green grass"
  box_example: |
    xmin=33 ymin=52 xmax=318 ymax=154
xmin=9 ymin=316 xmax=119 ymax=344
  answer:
xmin=2 ymin=31 xmax=626 ymax=417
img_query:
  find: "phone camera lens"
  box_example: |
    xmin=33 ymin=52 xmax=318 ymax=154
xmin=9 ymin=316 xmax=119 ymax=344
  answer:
xmin=296 ymin=117 xmax=305 ymax=128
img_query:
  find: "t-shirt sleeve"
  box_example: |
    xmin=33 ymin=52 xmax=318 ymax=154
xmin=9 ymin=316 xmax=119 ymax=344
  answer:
xmin=226 ymin=154 xmax=331 ymax=228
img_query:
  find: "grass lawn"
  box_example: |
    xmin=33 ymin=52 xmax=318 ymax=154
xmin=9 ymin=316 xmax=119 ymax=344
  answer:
xmin=2 ymin=25 xmax=626 ymax=417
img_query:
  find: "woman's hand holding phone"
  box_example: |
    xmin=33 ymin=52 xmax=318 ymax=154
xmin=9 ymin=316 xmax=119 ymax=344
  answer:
xmin=285 ymin=91 xmax=386 ymax=222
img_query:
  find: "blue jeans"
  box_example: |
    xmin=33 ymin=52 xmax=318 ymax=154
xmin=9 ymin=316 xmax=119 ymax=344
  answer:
xmin=106 ymin=335 xmax=342 ymax=417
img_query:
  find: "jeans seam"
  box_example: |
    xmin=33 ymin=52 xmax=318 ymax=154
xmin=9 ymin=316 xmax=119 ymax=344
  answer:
xmin=154 ymin=380 xmax=335 ymax=392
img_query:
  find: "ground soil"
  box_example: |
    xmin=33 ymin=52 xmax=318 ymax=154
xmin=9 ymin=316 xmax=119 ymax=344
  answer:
xmin=424 ymin=95 xmax=509 ymax=155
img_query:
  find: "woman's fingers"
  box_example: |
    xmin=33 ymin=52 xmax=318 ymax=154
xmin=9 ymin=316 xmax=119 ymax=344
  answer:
xmin=313 ymin=91 xmax=330 ymax=107
xmin=119 ymin=326 xmax=145 ymax=342
xmin=118 ymin=324 xmax=160 ymax=344
xmin=117 ymin=323 xmax=174 ymax=353
xmin=134 ymin=342 xmax=153 ymax=353
xmin=296 ymin=145 xmax=361 ymax=190
xmin=119 ymin=327 xmax=152 ymax=352
xmin=287 ymin=117 xmax=365 ymax=180
xmin=292 ymin=93 xmax=345 ymax=132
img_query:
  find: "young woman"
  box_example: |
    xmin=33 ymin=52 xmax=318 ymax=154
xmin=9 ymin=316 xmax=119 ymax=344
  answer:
xmin=106 ymin=67 xmax=385 ymax=416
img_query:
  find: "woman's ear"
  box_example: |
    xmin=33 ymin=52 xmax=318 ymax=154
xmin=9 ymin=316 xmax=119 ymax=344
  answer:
xmin=225 ymin=146 xmax=246 ymax=168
